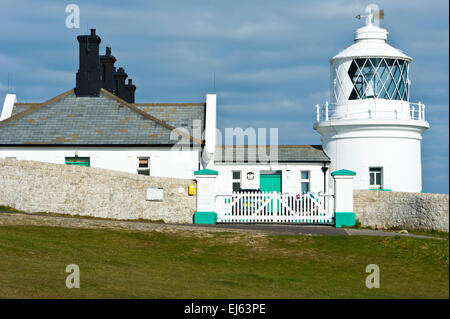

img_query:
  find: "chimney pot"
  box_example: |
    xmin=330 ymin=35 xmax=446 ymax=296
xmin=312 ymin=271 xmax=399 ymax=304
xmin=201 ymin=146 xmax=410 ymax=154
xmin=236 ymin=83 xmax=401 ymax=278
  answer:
xmin=124 ymin=78 xmax=136 ymax=103
xmin=100 ymin=46 xmax=116 ymax=93
xmin=75 ymin=29 xmax=102 ymax=97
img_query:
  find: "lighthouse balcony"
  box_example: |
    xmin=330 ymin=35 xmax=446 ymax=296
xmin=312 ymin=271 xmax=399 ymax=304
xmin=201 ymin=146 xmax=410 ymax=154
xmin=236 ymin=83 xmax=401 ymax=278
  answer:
xmin=315 ymin=100 xmax=426 ymax=123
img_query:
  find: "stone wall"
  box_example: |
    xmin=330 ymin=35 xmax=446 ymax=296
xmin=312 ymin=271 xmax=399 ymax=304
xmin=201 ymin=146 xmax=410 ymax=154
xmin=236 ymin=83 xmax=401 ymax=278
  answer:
xmin=0 ymin=158 xmax=196 ymax=223
xmin=354 ymin=190 xmax=449 ymax=232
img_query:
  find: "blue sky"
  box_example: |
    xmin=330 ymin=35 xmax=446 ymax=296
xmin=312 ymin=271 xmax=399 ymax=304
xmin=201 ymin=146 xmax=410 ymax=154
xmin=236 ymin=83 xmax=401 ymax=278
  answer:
xmin=0 ymin=0 xmax=448 ymax=193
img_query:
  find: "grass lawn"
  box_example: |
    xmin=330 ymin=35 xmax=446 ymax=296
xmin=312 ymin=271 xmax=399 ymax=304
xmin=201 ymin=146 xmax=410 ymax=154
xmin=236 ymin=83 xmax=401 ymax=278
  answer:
xmin=0 ymin=225 xmax=448 ymax=298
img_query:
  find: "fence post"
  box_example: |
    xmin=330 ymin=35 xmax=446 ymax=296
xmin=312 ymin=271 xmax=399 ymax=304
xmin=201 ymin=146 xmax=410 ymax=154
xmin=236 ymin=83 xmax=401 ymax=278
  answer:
xmin=331 ymin=169 xmax=356 ymax=228
xmin=193 ymin=169 xmax=218 ymax=224
xmin=418 ymin=101 xmax=422 ymax=121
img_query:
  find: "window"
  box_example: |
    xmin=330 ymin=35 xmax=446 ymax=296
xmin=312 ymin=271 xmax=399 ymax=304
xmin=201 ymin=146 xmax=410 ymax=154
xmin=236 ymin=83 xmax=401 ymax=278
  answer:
xmin=137 ymin=157 xmax=150 ymax=175
xmin=65 ymin=157 xmax=90 ymax=167
xmin=347 ymin=58 xmax=409 ymax=101
xmin=232 ymin=171 xmax=241 ymax=192
xmin=369 ymin=167 xmax=383 ymax=189
xmin=300 ymin=171 xmax=310 ymax=193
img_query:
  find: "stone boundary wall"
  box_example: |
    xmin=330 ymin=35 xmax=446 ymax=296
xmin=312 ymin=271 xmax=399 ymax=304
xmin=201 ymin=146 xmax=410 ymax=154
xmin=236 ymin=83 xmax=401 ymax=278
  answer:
xmin=0 ymin=159 xmax=196 ymax=223
xmin=354 ymin=190 xmax=449 ymax=232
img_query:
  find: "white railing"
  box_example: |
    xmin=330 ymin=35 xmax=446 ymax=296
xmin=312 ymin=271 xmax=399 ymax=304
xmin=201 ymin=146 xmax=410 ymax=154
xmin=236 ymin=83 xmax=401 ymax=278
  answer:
xmin=315 ymin=100 xmax=426 ymax=122
xmin=215 ymin=192 xmax=334 ymax=224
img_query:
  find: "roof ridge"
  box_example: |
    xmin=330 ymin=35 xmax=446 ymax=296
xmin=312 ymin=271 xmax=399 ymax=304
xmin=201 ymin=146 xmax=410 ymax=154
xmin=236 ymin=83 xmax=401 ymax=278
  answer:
xmin=13 ymin=103 xmax=37 ymax=106
xmin=100 ymin=89 xmax=203 ymax=145
xmin=0 ymin=89 xmax=75 ymax=127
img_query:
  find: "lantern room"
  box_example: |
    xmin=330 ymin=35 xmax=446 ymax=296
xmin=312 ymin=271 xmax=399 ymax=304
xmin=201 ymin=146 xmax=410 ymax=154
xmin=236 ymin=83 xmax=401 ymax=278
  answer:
xmin=317 ymin=9 xmax=425 ymax=122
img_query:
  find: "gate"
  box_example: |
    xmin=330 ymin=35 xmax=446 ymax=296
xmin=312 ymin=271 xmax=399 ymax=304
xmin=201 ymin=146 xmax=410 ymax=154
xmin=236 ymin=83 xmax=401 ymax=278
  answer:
xmin=215 ymin=192 xmax=334 ymax=224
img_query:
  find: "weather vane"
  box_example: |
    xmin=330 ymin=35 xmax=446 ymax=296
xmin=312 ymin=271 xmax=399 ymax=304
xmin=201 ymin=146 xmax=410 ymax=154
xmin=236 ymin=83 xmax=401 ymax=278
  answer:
xmin=356 ymin=6 xmax=384 ymax=27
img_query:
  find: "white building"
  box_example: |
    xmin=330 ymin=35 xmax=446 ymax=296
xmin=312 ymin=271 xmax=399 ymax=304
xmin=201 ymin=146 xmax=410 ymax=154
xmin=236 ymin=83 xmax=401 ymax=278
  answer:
xmin=314 ymin=13 xmax=429 ymax=192
xmin=0 ymin=11 xmax=428 ymax=200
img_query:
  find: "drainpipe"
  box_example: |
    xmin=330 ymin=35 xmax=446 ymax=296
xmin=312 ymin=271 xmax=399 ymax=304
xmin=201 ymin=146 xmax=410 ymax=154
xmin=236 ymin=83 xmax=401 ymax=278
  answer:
xmin=321 ymin=163 xmax=329 ymax=193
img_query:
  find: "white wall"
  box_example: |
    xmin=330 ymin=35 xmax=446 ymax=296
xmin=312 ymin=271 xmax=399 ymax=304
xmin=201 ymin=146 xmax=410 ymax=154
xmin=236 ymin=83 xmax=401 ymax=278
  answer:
xmin=212 ymin=163 xmax=328 ymax=195
xmin=204 ymin=94 xmax=216 ymax=161
xmin=0 ymin=146 xmax=200 ymax=179
xmin=315 ymin=120 xmax=428 ymax=192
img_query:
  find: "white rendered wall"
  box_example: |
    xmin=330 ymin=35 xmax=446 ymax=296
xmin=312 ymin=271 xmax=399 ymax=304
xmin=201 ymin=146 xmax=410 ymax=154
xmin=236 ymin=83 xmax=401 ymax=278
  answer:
xmin=333 ymin=175 xmax=355 ymax=213
xmin=315 ymin=120 xmax=427 ymax=192
xmin=212 ymin=163 xmax=328 ymax=195
xmin=204 ymin=94 xmax=217 ymax=160
xmin=0 ymin=147 xmax=200 ymax=179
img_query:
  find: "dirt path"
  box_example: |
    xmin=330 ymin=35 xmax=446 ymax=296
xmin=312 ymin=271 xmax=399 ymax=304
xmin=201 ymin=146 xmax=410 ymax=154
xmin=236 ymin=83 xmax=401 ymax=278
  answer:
xmin=0 ymin=211 xmax=270 ymax=235
xmin=0 ymin=211 xmax=441 ymax=239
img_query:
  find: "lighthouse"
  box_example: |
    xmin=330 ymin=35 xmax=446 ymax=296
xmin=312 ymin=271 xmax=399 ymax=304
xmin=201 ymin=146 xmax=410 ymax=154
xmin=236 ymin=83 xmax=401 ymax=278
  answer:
xmin=314 ymin=8 xmax=429 ymax=192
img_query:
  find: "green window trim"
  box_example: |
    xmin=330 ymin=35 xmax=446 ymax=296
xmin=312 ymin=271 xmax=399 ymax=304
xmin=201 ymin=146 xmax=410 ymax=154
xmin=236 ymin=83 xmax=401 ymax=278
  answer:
xmin=331 ymin=169 xmax=356 ymax=176
xmin=194 ymin=169 xmax=218 ymax=175
xmin=65 ymin=157 xmax=90 ymax=167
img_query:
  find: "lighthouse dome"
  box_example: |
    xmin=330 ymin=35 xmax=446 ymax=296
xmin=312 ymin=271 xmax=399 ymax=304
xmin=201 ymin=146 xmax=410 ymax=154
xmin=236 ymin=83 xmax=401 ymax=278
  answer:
xmin=330 ymin=24 xmax=411 ymax=63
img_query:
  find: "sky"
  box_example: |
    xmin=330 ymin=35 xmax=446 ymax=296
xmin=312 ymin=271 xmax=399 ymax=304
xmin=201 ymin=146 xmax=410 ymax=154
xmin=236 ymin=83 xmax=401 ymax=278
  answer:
xmin=0 ymin=0 xmax=448 ymax=193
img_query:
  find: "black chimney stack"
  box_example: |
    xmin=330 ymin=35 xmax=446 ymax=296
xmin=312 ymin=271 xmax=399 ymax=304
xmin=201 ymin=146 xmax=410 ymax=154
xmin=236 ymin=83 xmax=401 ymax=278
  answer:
xmin=75 ymin=29 xmax=102 ymax=97
xmin=74 ymin=30 xmax=137 ymax=101
xmin=113 ymin=67 xmax=128 ymax=100
xmin=124 ymin=79 xmax=136 ymax=103
xmin=100 ymin=47 xmax=116 ymax=93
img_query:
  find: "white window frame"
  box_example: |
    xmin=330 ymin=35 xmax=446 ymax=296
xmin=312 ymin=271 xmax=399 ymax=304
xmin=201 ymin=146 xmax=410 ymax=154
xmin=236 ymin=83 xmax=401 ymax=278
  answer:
xmin=300 ymin=170 xmax=310 ymax=193
xmin=369 ymin=167 xmax=383 ymax=189
xmin=232 ymin=170 xmax=241 ymax=193
xmin=137 ymin=157 xmax=150 ymax=175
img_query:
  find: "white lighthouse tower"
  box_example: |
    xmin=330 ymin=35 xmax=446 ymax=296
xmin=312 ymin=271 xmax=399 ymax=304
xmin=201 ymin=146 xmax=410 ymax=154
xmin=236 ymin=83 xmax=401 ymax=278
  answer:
xmin=314 ymin=7 xmax=429 ymax=192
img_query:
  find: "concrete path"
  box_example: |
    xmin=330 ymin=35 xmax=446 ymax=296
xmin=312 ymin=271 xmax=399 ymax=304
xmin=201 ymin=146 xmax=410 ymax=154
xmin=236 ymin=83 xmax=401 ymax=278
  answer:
xmin=0 ymin=210 xmax=442 ymax=239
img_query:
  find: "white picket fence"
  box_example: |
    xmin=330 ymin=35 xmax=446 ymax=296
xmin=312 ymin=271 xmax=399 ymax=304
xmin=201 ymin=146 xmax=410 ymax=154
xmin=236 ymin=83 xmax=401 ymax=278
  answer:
xmin=215 ymin=192 xmax=334 ymax=224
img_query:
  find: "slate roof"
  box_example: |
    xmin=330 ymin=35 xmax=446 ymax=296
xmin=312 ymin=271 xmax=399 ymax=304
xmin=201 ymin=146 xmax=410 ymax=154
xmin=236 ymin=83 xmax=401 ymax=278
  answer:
xmin=214 ymin=145 xmax=330 ymax=163
xmin=0 ymin=89 xmax=205 ymax=145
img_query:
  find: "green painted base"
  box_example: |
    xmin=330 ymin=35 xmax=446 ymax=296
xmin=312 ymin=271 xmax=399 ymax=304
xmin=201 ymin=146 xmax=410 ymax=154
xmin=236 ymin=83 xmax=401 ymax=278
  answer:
xmin=335 ymin=212 xmax=355 ymax=228
xmin=193 ymin=212 xmax=217 ymax=224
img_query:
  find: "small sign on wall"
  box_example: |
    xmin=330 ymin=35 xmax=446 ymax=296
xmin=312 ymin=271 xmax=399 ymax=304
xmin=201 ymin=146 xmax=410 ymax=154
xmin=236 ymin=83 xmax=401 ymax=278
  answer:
xmin=146 ymin=188 xmax=164 ymax=201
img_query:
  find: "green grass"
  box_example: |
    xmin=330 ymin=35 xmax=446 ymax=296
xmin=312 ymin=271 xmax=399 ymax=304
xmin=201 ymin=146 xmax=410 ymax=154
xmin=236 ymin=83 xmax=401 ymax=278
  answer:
xmin=406 ymin=229 xmax=449 ymax=240
xmin=0 ymin=225 xmax=448 ymax=298
xmin=0 ymin=205 xmax=24 ymax=213
xmin=348 ymin=219 xmax=449 ymax=240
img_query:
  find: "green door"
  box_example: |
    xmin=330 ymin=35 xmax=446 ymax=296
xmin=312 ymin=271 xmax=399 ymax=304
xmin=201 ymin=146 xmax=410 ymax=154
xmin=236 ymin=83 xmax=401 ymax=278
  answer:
xmin=260 ymin=172 xmax=282 ymax=215
xmin=260 ymin=172 xmax=282 ymax=193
